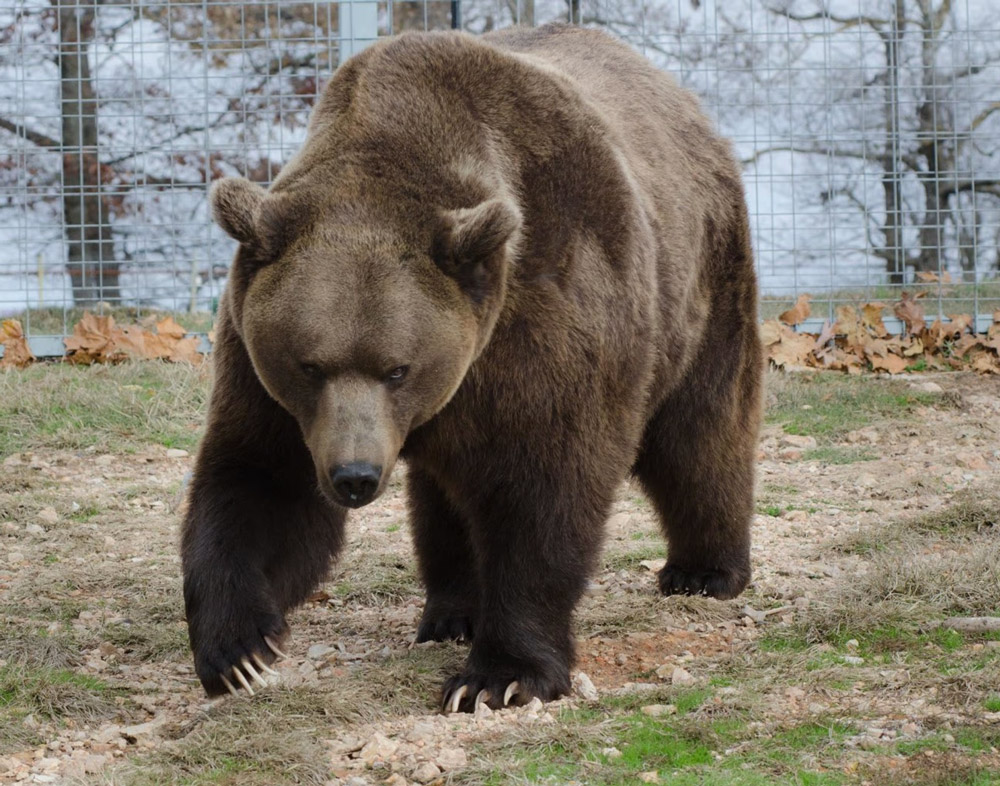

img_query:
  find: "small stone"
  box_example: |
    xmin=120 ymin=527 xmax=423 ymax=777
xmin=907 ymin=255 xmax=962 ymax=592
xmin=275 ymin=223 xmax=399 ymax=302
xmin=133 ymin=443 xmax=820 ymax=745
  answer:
xmin=778 ymin=448 xmax=803 ymax=461
xmin=358 ymin=732 xmax=398 ymax=765
xmin=383 ymin=775 xmax=408 ymax=786
xmin=572 ymin=671 xmax=598 ymax=701
xmin=615 ymin=653 xmax=628 ymax=666
xmin=785 ymin=687 xmax=806 ymax=701
xmin=435 ymin=746 xmax=467 ymax=771
xmin=782 ymin=509 xmax=808 ymax=522
xmin=845 ymin=639 xmax=859 ymax=650
xmin=638 ymin=772 xmax=660 ymax=783
xmin=641 ymin=704 xmax=676 ymax=717
xmin=670 ymin=666 xmax=695 ymax=685
xmin=843 ymin=655 xmax=864 ymax=665
xmin=307 ymin=643 xmax=335 ymax=660
xmin=411 ymin=761 xmax=441 ymax=783
xmin=913 ymin=381 xmax=943 ymax=393
xmin=601 ymin=747 xmax=622 ymax=759
xmin=956 ymin=453 xmax=988 ymax=471
xmin=25 ymin=523 xmax=45 ymax=535
xmin=345 ymin=778 xmax=369 ymax=786
xmin=639 ymin=558 xmax=666 ymax=572
xmin=781 ymin=434 xmax=817 ymax=450
xmin=793 ymin=597 xmax=810 ymax=609
xmin=166 ymin=448 xmax=189 ymax=459
xmin=741 ymin=606 xmax=767 ymax=624
xmin=943 ymin=733 xmax=955 ymax=744
xmin=38 ymin=507 xmax=58 ymax=524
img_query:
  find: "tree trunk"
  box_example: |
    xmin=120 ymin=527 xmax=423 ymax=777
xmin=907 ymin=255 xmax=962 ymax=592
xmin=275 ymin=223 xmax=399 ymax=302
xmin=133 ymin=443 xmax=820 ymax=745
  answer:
xmin=57 ymin=0 xmax=118 ymax=307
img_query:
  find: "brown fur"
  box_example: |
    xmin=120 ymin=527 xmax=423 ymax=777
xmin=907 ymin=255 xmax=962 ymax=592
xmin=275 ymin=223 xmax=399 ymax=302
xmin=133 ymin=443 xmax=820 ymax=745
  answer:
xmin=182 ymin=24 xmax=762 ymax=708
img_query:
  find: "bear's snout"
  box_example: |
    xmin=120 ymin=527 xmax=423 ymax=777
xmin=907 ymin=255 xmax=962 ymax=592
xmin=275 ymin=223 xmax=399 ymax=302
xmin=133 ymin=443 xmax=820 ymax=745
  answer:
xmin=329 ymin=461 xmax=382 ymax=508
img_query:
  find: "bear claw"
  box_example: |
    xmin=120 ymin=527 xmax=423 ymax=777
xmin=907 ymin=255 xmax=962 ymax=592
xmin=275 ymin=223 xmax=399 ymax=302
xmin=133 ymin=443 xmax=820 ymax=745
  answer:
xmin=252 ymin=652 xmax=279 ymax=676
xmin=241 ymin=657 xmax=269 ymax=688
xmin=503 ymin=681 xmax=519 ymax=706
xmin=447 ymin=685 xmax=468 ymax=713
xmin=220 ymin=673 xmax=239 ymax=697
xmin=265 ymin=635 xmax=289 ymax=659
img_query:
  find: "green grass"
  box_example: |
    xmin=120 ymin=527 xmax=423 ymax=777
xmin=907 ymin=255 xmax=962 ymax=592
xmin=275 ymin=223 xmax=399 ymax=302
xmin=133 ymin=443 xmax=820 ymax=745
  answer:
xmin=15 ymin=305 xmax=215 ymax=336
xmin=0 ymin=361 xmax=209 ymax=456
xmin=765 ymin=372 xmax=943 ymax=444
xmin=758 ymin=280 xmax=1000 ymax=322
xmin=0 ymin=663 xmax=129 ymax=754
xmin=802 ymin=446 xmax=877 ymax=464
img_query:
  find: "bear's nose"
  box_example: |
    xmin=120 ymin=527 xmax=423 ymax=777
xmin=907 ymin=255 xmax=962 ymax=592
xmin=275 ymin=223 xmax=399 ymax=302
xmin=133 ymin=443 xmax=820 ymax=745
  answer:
xmin=330 ymin=462 xmax=382 ymax=508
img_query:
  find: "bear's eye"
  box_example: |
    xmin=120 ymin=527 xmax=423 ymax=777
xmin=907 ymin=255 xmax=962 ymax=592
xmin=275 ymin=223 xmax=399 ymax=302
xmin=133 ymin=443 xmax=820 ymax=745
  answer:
xmin=300 ymin=363 xmax=323 ymax=379
xmin=385 ymin=365 xmax=409 ymax=384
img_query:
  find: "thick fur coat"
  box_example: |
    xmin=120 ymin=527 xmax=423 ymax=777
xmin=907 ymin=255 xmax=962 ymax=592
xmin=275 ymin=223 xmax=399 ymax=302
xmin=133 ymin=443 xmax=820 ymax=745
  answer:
xmin=182 ymin=24 xmax=762 ymax=709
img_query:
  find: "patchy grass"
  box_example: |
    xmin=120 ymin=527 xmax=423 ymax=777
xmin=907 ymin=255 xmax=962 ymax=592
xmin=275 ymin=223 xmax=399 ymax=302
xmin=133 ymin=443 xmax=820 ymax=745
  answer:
xmin=802 ymin=446 xmax=877 ymax=464
xmin=15 ymin=306 xmax=215 ymax=337
xmin=0 ymin=361 xmax=209 ymax=457
xmin=764 ymin=371 xmax=946 ymax=444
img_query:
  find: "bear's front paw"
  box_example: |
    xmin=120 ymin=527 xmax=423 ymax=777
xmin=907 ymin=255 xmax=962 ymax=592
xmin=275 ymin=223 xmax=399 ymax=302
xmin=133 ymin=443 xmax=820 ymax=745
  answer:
xmin=440 ymin=666 xmax=570 ymax=713
xmin=188 ymin=606 xmax=289 ymax=697
xmin=416 ymin=599 xmax=476 ymax=643
xmin=658 ymin=562 xmax=750 ymax=600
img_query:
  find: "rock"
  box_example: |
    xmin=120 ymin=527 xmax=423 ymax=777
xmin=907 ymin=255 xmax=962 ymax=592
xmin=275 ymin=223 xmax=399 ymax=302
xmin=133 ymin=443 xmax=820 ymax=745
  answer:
xmin=778 ymin=448 xmax=803 ymax=461
xmin=435 ymin=747 xmax=467 ymax=771
xmin=845 ymin=639 xmax=859 ymax=650
xmin=785 ymin=687 xmax=806 ymax=701
xmin=956 ymin=452 xmax=989 ymax=471
xmin=639 ymin=558 xmax=666 ymax=572
xmin=307 ymin=643 xmax=335 ymax=660
xmin=781 ymin=434 xmax=817 ymax=450
xmin=741 ymin=606 xmax=767 ymax=624
xmin=358 ymin=732 xmax=398 ymax=765
xmin=38 ymin=507 xmax=58 ymax=524
xmin=166 ymin=448 xmax=189 ymax=459
xmin=782 ymin=509 xmax=808 ymax=522
xmin=383 ymin=775 xmax=409 ymax=786
xmin=842 ymin=655 xmax=864 ymax=666
xmin=670 ymin=667 xmax=695 ymax=686
xmin=601 ymin=747 xmax=622 ymax=759
xmin=411 ymin=761 xmax=441 ymax=783
xmin=25 ymin=523 xmax=45 ymax=535
xmin=913 ymin=381 xmax=943 ymax=393
xmin=345 ymin=778 xmax=370 ymax=786
xmin=641 ymin=704 xmax=676 ymax=717
xmin=638 ymin=772 xmax=660 ymax=783
xmin=571 ymin=671 xmax=598 ymax=701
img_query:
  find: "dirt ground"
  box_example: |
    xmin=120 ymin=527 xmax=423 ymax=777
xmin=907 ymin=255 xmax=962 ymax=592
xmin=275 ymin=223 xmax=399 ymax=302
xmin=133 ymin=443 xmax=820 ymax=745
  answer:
xmin=1 ymin=364 xmax=998 ymax=785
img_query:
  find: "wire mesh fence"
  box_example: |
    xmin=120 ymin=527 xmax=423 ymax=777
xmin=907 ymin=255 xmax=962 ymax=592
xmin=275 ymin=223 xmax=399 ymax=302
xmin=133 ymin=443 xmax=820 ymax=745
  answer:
xmin=1 ymin=0 xmax=998 ymax=353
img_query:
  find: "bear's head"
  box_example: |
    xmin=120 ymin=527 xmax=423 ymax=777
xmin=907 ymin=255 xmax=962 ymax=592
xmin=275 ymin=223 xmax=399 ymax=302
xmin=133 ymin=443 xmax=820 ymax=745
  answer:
xmin=210 ymin=176 xmax=521 ymax=508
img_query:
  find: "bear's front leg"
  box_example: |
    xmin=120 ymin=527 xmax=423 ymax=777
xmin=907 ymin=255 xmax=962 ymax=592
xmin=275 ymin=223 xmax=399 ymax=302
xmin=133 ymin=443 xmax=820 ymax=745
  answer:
xmin=182 ymin=302 xmax=345 ymax=696
xmin=439 ymin=476 xmax=607 ymax=712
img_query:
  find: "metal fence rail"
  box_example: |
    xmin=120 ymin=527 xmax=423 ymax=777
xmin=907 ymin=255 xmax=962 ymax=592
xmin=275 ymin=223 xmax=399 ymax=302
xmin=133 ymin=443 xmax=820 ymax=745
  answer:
xmin=1 ymin=0 xmax=998 ymax=353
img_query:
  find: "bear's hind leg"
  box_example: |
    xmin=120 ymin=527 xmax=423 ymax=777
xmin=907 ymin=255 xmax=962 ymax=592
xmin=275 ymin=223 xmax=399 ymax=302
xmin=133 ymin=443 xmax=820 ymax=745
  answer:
xmin=634 ymin=307 xmax=762 ymax=600
xmin=408 ymin=468 xmax=479 ymax=643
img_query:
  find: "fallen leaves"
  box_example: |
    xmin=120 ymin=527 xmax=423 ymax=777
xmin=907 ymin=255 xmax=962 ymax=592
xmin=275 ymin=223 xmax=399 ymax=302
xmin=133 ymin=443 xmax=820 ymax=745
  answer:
xmin=64 ymin=312 xmax=203 ymax=365
xmin=763 ymin=295 xmax=1000 ymax=375
xmin=0 ymin=319 xmax=35 ymax=369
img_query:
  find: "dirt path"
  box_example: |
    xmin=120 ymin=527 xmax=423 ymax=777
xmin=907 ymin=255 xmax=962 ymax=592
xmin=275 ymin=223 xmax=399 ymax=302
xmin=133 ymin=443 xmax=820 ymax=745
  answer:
xmin=1 ymin=368 xmax=998 ymax=785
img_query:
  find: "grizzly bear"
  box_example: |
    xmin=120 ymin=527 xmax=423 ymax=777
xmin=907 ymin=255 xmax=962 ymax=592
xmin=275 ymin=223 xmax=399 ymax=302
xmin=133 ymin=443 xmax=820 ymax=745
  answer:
xmin=182 ymin=23 xmax=762 ymax=711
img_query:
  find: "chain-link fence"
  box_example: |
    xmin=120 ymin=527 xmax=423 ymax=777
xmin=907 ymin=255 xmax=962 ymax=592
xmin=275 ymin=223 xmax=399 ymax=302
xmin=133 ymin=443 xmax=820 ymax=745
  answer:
xmin=2 ymin=0 xmax=998 ymax=353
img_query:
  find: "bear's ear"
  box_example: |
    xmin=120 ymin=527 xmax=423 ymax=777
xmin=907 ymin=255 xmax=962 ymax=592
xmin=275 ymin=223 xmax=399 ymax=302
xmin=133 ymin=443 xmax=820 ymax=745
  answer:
xmin=210 ymin=177 xmax=267 ymax=246
xmin=433 ymin=199 xmax=521 ymax=304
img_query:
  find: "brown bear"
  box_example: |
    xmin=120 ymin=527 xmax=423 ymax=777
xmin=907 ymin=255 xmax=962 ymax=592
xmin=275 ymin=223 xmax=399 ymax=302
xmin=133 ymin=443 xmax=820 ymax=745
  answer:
xmin=181 ymin=23 xmax=762 ymax=711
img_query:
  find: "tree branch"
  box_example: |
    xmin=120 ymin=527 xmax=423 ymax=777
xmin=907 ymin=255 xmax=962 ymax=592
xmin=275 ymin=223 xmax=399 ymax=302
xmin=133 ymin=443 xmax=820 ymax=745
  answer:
xmin=0 ymin=117 xmax=59 ymax=148
xmin=741 ymin=144 xmax=875 ymax=167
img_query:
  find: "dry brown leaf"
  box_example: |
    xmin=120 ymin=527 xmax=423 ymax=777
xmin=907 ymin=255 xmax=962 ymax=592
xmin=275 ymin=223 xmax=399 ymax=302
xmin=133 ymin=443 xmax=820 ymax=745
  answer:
xmin=156 ymin=316 xmax=187 ymax=340
xmin=861 ymin=302 xmax=889 ymax=337
xmin=64 ymin=312 xmax=121 ymax=363
xmin=946 ymin=313 xmax=974 ymax=335
xmin=760 ymin=320 xmax=783 ymax=347
xmin=902 ymin=337 xmax=924 ymax=357
xmin=766 ymin=323 xmax=816 ymax=369
xmin=869 ymin=353 xmax=908 ymax=374
xmin=970 ymin=350 xmax=1000 ymax=375
xmin=778 ymin=294 xmax=811 ymax=326
xmin=0 ymin=319 xmax=35 ymax=369
xmin=952 ymin=334 xmax=983 ymax=357
xmin=168 ymin=337 xmax=203 ymax=365
xmin=893 ymin=292 xmax=925 ymax=335
xmin=915 ymin=270 xmax=953 ymax=284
